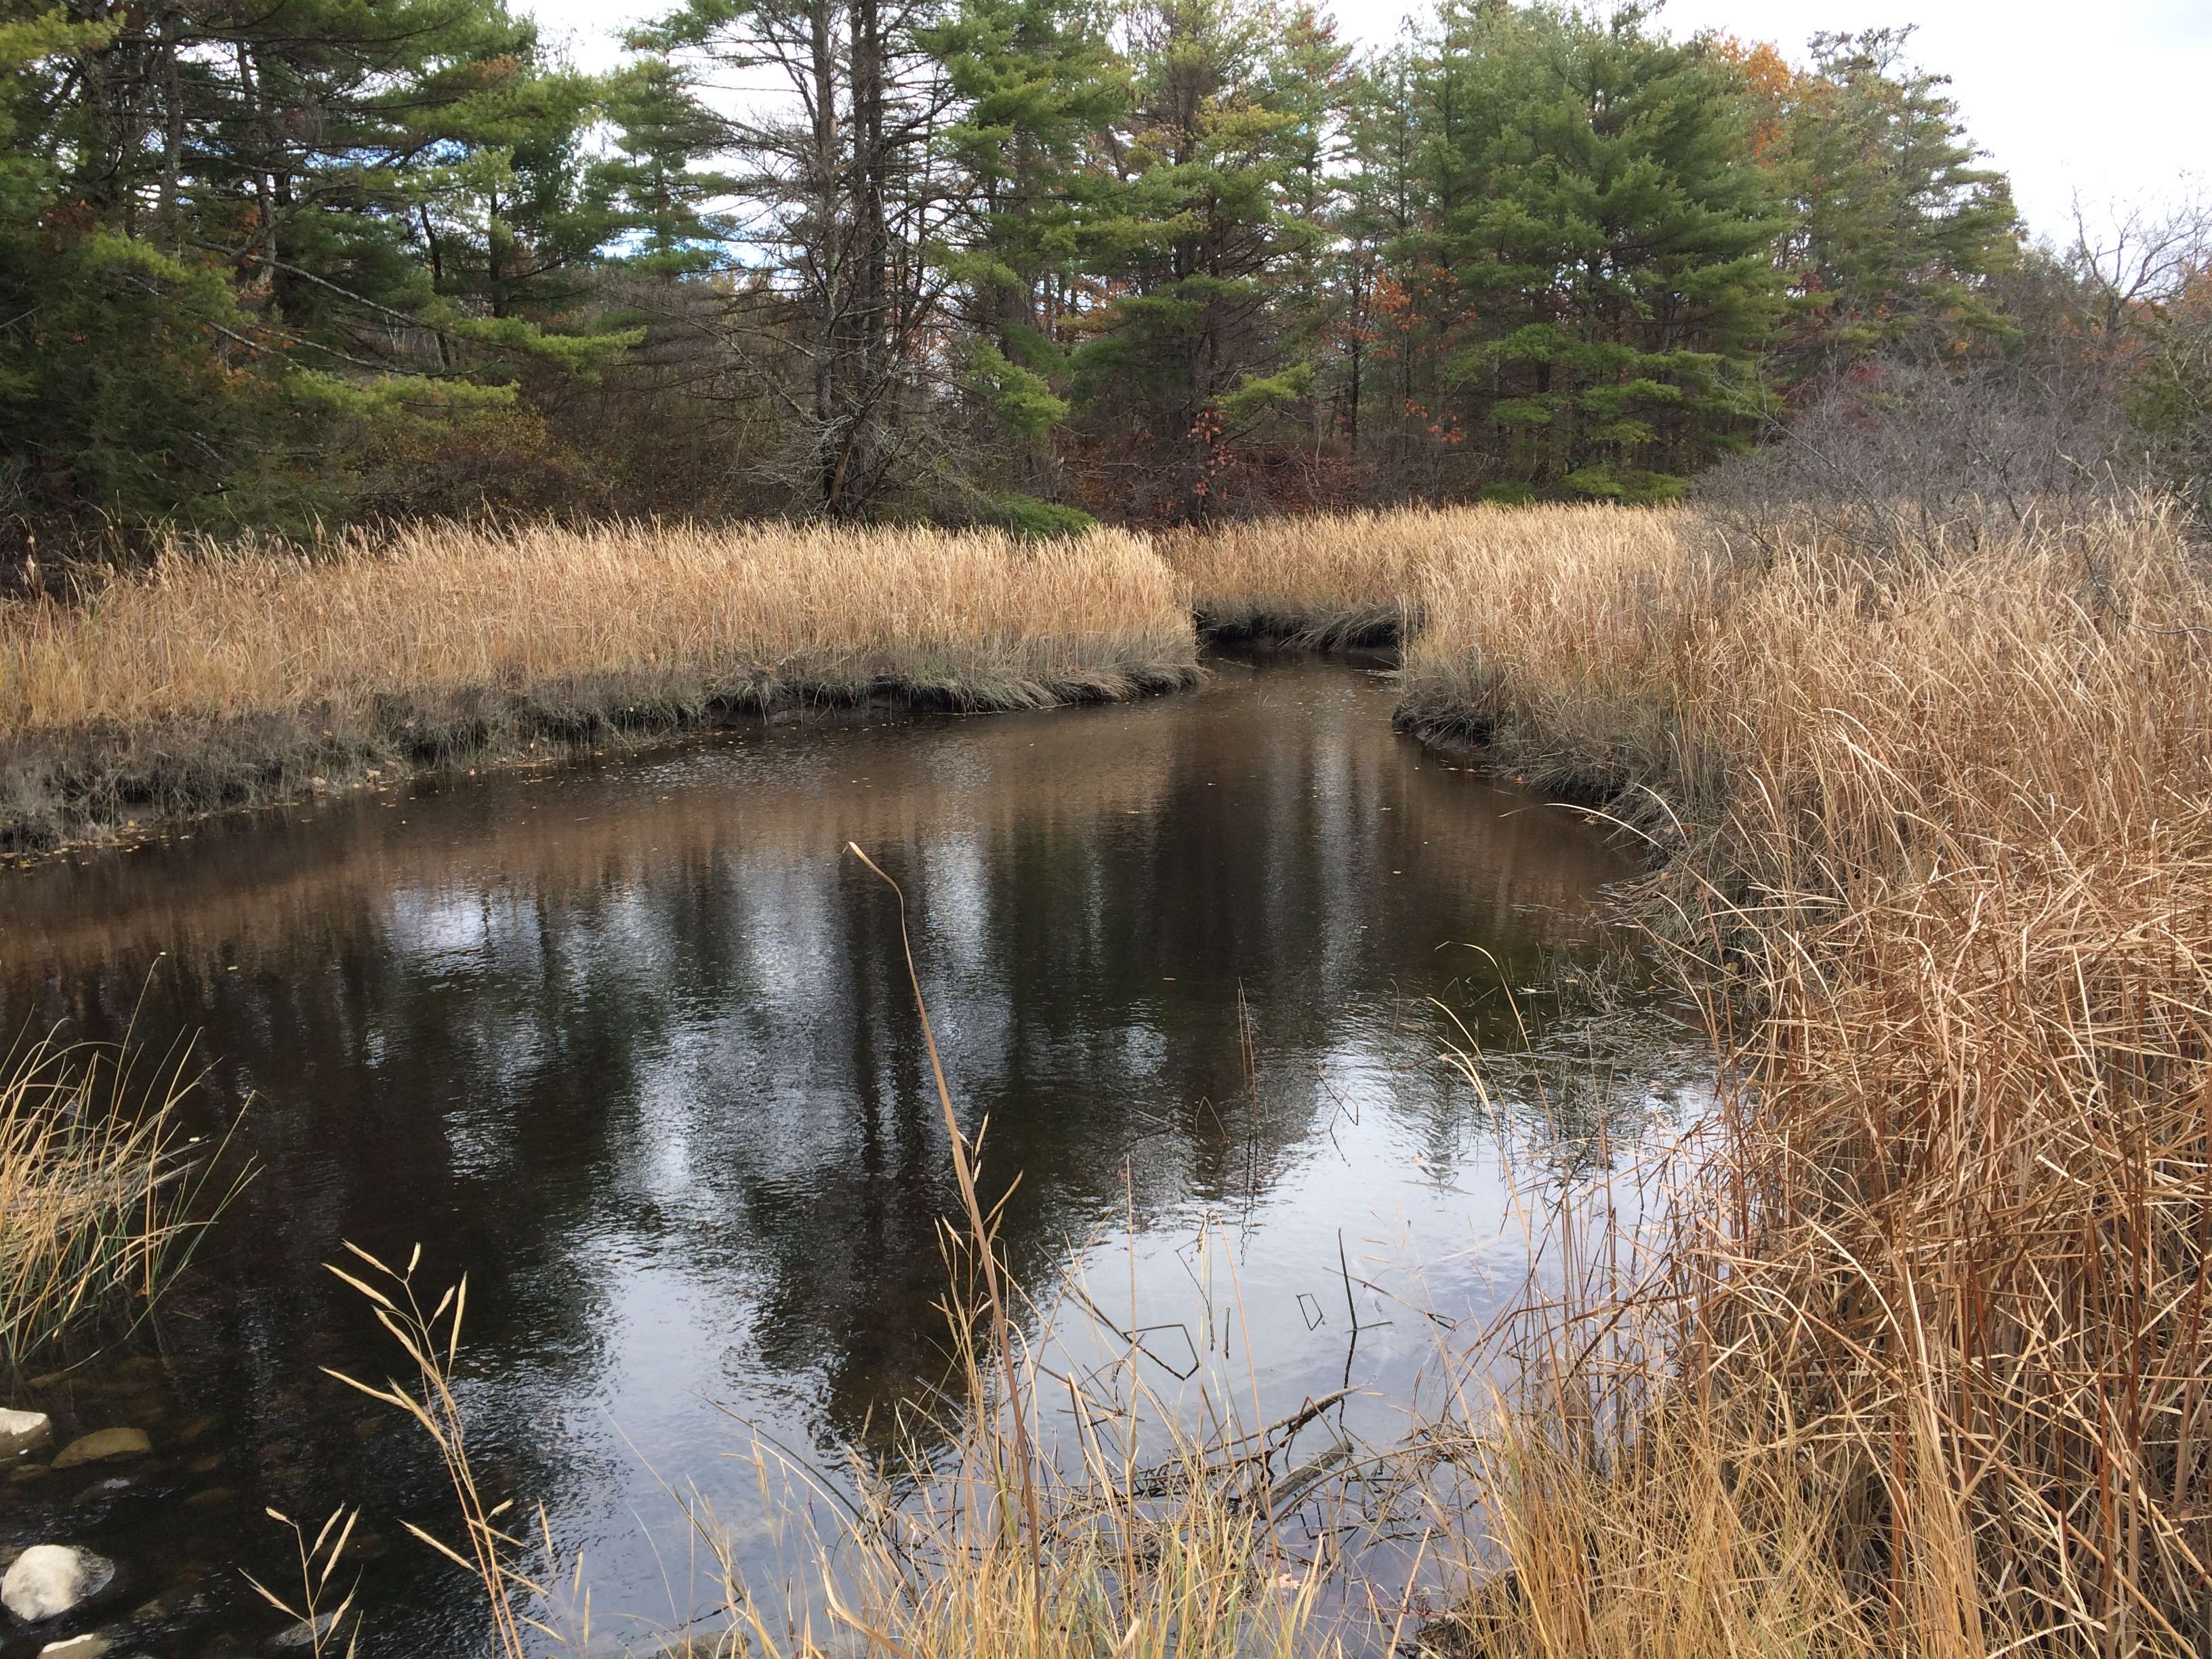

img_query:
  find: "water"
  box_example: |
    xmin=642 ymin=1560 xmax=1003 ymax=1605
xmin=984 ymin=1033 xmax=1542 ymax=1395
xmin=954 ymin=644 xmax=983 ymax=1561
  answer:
xmin=0 ymin=649 xmax=1689 ymax=1656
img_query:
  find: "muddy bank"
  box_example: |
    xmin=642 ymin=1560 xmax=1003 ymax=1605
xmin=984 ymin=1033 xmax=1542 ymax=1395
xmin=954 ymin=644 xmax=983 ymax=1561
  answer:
xmin=1 ymin=519 xmax=1202 ymax=856
xmin=1 ymin=657 xmax=1201 ymax=859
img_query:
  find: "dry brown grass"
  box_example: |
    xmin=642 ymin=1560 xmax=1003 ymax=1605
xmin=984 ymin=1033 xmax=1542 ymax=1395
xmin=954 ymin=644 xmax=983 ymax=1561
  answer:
xmin=1392 ymin=498 xmax=2212 ymax=1656
xmin=1161 ymin=504 xmax=1661 ymax=645
xmin=0 ymin=519 xmax=1198 ymax=851
xmin=0 ymin=1032 xmax=242 ymax=1368
xmin=1393 ymin=509 xmax=1719 ymax=823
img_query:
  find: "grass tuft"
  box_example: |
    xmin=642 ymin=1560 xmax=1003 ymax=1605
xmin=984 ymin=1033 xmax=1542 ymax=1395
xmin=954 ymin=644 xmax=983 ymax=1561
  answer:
xmin=0 ymin=1031 xmax=243 ymax=1369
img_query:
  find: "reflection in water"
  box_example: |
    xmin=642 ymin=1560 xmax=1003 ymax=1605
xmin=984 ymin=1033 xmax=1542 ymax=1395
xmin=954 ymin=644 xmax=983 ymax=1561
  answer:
xmin=0 ymin=651 xmax=1685 ymax=1656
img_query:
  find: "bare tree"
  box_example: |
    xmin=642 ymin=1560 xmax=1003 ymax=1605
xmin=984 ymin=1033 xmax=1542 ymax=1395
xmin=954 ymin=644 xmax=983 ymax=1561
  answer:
xmin=647 ymin=0 xmax=969 ymax=519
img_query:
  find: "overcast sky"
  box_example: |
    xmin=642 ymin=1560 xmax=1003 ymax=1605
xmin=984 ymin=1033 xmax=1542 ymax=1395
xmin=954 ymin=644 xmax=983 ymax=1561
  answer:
xmin=525 ymin=0 xmax=2207 ymax=243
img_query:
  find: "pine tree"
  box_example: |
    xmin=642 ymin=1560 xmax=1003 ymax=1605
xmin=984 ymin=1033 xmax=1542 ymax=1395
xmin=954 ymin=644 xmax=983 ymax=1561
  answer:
xmin=589 ymin=55 xmax=738 ymax=280
xmin=1333 ymin=47 xmax=1423 ymax=473
xmin=1071 ymin=0 xmax=1308 ymax=520
xmin=1771 ymin=27 xmax=2020 ymax=380
xmin=1416 ymin=3 xmax=1787 ymax=501
xmin=1 ymin=0 xmax=631 ymax=537
xmin=1269 ymin=5 xmax=1354 ymax=470
xmin=926 ymin=0 xmax=1126 ymax=505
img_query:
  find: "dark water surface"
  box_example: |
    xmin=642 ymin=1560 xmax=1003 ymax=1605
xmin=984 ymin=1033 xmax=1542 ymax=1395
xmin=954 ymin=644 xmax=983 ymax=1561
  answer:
xmin=0 ymin=651 xmax=1684 ymax=1656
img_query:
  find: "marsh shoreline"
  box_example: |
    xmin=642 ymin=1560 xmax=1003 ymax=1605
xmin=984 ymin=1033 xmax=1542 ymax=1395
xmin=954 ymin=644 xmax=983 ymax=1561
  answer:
xmin=0 ymin=520 xmax=1207 ymax=857
xmin=0 ymin=659 xmax=1203 ymax=861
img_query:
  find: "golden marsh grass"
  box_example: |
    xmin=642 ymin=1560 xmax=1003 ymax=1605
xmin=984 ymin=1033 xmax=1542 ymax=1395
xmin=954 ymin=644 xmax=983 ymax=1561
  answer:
xmin=1159 ymin=503 xmax=1668 ymax=646
xmin=1395 ymin=497 xmax=2212 ymax=1655
xmin=0 ymin=519 xmax=1199 ymax=850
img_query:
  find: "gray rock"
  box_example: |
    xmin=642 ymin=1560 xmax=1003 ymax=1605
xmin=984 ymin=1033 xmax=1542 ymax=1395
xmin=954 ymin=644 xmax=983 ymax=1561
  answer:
xmin=2 ymin=1544 xmax=117 ymax=1621
xmin=649 ymin=1633 xmax=729 ymax=1658
xmin=270 ymin=1610 xmax=350 ymax=1650
xmin=132 ymin=1568 xmax=210 ymax=1622
xmin=51 ymin=1429 xmax=150 ymax=1469
xmin=0 ymin=1408 xmax=53 ymax=1456
xmin=39 ymin=1635 xmax=114 ymax=1659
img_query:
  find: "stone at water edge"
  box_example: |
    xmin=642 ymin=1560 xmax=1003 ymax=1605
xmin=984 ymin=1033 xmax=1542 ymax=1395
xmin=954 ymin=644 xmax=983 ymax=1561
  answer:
xmin=51 ymin=1428 xmax=150 ymax=1469
xmin=271 ymin=1610 xmax=350 ymax=1650
xmin=39 ymin=1635 xmax=114 ymax=1659
xmin=0 ymin=1408 xmax=53 ymax=1456
xmin=1 ymin=1543 xmax=117 ymax=1621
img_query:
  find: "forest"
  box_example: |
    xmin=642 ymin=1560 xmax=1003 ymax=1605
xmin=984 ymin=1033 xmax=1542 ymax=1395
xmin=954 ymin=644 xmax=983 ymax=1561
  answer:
xmin=4 ymin=0 xmax=2203 ymax=560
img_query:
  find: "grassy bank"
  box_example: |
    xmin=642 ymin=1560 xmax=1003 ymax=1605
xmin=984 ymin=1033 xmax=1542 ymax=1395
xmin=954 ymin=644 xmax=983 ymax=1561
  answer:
xmin=1389 ymin=497 xmax=2212 ymax=1655
xmin=0 ymin=520 xmax=1200 ymax=853
xmin=1158 ymin=503 xmax=1658 ymax=647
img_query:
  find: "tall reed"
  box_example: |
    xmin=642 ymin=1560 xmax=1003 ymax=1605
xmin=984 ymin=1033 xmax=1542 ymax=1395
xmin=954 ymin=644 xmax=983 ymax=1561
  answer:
xmin=1161 ymin=504 xmax=1664 ymax=647
xmin=0 ymin=1031 xmax=242 ymax=1368
xmin=1405 ymin=498 xmax=2212 ymax=1655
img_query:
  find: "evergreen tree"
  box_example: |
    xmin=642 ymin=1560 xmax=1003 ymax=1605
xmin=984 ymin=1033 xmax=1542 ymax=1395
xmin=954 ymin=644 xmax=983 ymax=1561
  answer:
xmin=1770 ymin=27 xmax=2020 ymax=379
xmin=927 ymin=0 xmax=1126 ymax=504
xmin=404 ymin=49 xmax=613 ymax=327
xmin=0 ymin=0 xmax=630 ymax=537
xmin=589 ymin=55 xmax=739 ymax=280
xmin=1269 ymin=5 xmax=1355 ymax=470
xmin=1327 ymin=45 xmax=1415 ymax=473
xmin=1071 ymin=0 xmax=1308 ymax=520
xmin=1415 ymin=3 xmax=1787 ymax=501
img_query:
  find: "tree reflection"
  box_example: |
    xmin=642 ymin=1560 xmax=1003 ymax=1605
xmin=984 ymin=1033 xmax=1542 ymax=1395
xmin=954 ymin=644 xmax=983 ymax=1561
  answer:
xmin=0 ymin=655 xmax=1641 ymax=1642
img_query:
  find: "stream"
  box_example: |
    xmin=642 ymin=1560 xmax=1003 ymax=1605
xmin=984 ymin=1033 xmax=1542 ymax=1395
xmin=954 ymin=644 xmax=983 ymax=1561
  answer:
xmin=0 ymin=648 xmax=1696 ymax=1656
